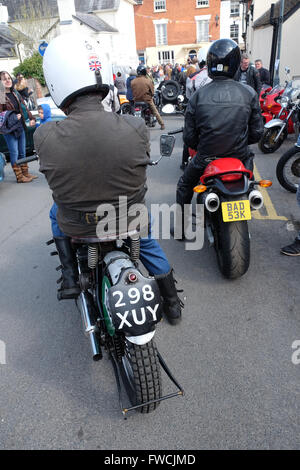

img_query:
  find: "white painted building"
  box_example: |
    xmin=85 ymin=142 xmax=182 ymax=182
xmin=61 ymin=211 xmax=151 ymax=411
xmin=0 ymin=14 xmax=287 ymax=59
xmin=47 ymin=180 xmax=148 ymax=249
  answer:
xmin=0 ymin=0 xmax=139 ymax=75
xmin=220 ymin=0 xmax=246 ymax=49
xmin=246 ymin=0 xmax=300 ymax=83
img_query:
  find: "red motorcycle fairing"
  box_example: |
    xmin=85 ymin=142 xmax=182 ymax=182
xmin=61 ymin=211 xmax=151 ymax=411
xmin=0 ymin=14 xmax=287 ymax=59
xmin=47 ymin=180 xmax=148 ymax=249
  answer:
xmin=200 ymin=158 xmax=253 ymax=184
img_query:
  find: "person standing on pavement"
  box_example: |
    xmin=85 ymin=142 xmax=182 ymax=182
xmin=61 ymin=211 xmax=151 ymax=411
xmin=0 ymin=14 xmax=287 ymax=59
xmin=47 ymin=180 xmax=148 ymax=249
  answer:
xmin=234 ymin=53 xmax=262 ymax=95
xmin=114 ymin=72 xmax=126 ymax=95
xmin=102 ymin=84 xmax=120 ymax=113
xmin=0 ymin=71 xmax=36 ymax=183
xmin=255 ymin=59 xmax=271 ymax=86
xmin=131 ymin=65 xmax=165 ymax=130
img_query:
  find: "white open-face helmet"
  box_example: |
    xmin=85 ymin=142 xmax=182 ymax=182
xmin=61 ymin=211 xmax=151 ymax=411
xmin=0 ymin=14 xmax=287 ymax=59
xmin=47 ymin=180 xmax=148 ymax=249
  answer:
xmin=43 ymin=34 xmax=111 ymax=108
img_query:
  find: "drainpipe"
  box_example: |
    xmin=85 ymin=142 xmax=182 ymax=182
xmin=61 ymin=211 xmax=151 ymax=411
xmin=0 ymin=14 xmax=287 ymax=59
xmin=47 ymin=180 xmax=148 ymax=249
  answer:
xmin=269 ymin=3 xmax=278 ymax=86
xmin=273 ymin=0 xmax=285 ymax=86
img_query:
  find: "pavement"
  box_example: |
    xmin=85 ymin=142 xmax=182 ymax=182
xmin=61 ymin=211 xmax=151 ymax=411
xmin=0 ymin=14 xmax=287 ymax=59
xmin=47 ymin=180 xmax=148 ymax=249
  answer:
xmin=0 ymin=115 xmax=299 ymax=450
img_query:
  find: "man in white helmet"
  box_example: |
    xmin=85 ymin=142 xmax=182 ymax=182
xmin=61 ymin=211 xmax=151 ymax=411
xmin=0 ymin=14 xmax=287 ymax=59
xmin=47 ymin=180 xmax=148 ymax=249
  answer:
xmin=33 ymin=34 xmax=182 ymax=325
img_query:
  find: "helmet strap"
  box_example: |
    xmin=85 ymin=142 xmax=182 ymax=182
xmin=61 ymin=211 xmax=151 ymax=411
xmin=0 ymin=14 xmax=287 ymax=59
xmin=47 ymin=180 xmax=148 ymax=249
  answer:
xmin=95 ymin=70 xmax=103 ymax=89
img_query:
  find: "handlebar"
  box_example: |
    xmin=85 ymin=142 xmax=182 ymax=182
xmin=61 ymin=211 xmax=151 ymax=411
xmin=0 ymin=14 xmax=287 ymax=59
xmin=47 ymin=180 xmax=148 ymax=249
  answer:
xmin=167 ymin=128 xmax=183 ymax=135
xmin=16 ymin=155 xmax=39 ymax=165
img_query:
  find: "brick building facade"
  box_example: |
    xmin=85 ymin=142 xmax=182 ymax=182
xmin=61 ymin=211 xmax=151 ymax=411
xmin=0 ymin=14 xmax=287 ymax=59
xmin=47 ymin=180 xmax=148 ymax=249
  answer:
xmin=134 ymin=0 xmax=221 ymax=66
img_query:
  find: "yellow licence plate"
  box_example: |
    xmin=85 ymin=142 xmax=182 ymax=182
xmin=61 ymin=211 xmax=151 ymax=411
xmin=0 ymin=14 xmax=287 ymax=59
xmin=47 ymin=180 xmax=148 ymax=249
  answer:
xmin=221 ymin=200 xmax=251 ymax=222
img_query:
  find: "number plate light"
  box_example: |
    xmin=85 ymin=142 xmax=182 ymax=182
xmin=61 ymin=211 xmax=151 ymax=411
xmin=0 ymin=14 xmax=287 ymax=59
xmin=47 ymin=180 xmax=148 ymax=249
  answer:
xmin=128 ymin=272 xmax=138 ymax=283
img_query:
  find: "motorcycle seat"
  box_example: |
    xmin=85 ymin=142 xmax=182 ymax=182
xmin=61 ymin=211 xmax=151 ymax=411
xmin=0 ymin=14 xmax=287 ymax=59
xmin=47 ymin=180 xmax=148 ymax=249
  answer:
xmin=134 ymin=101 xmax=149 ymax=108
xmin=71 ymin=230 xmax=140 ymax=244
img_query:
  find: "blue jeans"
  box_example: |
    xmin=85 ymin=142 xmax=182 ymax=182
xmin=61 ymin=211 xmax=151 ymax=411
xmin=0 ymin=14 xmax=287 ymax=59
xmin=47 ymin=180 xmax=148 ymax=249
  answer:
xmin=3 ymin=130 xmax=26 ymax=166
xmin=49 ymin=203 xmax=170 ymax=276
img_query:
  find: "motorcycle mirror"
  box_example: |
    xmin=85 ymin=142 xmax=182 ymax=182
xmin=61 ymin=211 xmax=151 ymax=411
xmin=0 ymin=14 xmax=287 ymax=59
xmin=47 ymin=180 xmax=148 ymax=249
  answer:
xmin=177 ymin=95 xmax=184 ymax=103
xmin=161 ymin=104 xmax=175 ymax=114
xmin=160 ymin=134 xmax=175 ymax=157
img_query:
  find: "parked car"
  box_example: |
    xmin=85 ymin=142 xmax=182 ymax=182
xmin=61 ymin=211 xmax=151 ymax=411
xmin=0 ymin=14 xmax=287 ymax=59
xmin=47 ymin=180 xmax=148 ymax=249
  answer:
xmin=0 ymin=96 xmax=65 ymax=161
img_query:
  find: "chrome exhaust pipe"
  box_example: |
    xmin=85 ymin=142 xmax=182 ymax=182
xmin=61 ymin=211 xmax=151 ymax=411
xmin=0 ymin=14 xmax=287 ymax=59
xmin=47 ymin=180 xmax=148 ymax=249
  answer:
xmin=204 ymin=192 xmax=220 ymax=212
xmin=249 ymin=190 xmax=264 ymax=210
xmin=77 ymin=292 xmax=102 ymax=361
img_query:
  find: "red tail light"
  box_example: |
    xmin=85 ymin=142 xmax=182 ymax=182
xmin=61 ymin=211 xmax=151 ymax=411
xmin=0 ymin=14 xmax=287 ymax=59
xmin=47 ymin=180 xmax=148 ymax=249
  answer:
xmin=220 ymin=173 xmax=243 ymax=182
xmin=135 ymin=108 xmax=141 ymax=111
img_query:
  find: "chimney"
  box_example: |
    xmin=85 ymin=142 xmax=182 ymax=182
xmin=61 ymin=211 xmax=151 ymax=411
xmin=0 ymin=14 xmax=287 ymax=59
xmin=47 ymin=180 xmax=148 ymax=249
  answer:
xmin=57 ymin=0 xmax=76 ymax=25
xmin=0 ymin=3 xmax=9 ymax=24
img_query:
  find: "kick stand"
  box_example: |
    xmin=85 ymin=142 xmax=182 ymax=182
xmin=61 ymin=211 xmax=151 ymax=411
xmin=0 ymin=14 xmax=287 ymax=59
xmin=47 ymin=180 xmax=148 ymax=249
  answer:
xmin=109 ymin=351 xmax=184 ymax=419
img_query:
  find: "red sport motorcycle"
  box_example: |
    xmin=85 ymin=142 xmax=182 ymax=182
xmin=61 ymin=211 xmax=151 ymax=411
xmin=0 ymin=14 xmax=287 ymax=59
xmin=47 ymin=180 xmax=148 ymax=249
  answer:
xmin=168 ymin=128 xmax=272 ymax=279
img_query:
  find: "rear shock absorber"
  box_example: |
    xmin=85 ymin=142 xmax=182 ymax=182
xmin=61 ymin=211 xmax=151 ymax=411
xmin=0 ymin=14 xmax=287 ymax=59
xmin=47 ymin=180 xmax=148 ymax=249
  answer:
xmin=88 ymin=244 xmax=99 ymax=269
xmin=130 ymin=235 xmax=140 ymax=262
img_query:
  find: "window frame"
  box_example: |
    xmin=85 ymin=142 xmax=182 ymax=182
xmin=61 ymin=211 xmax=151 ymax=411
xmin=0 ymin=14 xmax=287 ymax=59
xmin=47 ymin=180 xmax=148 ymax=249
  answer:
xmin=155 ymin=22 xmax=168 ymax=46
xmin=154 ymin=0 xmax=166 ymax=12
xmin=195 ymin=15 xmax=210 ymax=43
xmin=230 ymin=0 xmax=240 ymax=17
xmin=196 ymin=0 xmax=209 ymax=8
xmin=230 ymin=23 xmax=239 ymax=42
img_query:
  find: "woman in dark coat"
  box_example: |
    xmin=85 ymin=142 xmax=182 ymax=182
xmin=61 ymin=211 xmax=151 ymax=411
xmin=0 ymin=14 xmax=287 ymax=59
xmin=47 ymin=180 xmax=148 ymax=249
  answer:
xmin=0 ymin=71 xmax=36 ymax=182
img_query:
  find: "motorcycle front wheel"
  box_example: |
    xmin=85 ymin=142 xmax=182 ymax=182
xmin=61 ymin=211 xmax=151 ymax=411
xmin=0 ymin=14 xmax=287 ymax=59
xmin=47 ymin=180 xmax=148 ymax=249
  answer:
xmin=276 ymin=146 xmax=300 ymax=193
xmin=119 ymin=339 xmax=162 ymax=413
xmin=213 ymin=212 xmax=250 ymax=279
xmin=258 ymin=126 xmax=286 ymax=154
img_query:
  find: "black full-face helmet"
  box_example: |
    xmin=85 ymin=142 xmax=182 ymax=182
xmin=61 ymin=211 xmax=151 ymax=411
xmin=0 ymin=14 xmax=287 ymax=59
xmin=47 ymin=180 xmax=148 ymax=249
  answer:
xmin=137 ymin=64 xmax=147 ymax=76
xmin=207 ymin=39 xmax=241 ymax=79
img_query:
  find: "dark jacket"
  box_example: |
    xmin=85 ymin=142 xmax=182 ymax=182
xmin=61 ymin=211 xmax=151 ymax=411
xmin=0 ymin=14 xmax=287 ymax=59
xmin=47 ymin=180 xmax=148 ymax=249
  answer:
xmin=257 ymin=67 xmax=271 ymax=86
xmin=0 ymin=110 xmax=23 ymax=138
xmin=131 ymin=75 xmax=154 ymax=103
xmin=126 ymin=75 xmax=136 ymax=101
xmin=34 ymin=94 xmax=150 ymax=238
xmin=177 ymin=77 xmax=264 ymax=206
xmin=234 ymin=65 xmax=262 ymax=95
xmin=0 ymin=91 xmax=35 ymax=130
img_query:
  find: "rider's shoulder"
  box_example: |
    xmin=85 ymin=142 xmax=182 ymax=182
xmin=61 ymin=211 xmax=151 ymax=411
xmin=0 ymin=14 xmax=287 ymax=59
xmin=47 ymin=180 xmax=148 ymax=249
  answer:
xmin=33 ymin=121 xmax=57 ymax=146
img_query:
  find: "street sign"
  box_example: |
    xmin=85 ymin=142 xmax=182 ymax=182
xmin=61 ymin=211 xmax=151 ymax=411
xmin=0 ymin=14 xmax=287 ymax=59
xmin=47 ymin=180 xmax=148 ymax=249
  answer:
xmin=38 ymin=41 xmax=48 ymax=56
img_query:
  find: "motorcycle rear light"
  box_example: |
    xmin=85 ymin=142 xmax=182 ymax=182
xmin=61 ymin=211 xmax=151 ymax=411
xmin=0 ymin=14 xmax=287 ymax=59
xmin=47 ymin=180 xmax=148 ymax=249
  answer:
xmin=258 ymin=179 xmax=272 ymax=188
xmin=128 ymin=273 xmax=138 ymax=283
xmin=135 ymin=108 xmax=141 ymax=111
xmin=220 ymin=173 xmax=243 ymax=182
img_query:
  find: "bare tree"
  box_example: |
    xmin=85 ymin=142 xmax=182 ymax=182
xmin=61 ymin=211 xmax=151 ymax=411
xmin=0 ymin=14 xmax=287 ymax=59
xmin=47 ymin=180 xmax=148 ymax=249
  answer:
xmin=10 ymin=0 xmax=58 ymax=59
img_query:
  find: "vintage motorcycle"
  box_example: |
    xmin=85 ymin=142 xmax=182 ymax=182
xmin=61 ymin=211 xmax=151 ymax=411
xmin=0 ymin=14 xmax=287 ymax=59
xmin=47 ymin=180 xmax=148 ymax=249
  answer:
xmin=16 ymin=138 xmax=184 ymax=417
xmin=276 ymin=135 xmax=300 ymax=193
xmin=259 ymin=77 xmax=300 ymax=154
xmin=168 ymin=128 xmax=272 ymax=279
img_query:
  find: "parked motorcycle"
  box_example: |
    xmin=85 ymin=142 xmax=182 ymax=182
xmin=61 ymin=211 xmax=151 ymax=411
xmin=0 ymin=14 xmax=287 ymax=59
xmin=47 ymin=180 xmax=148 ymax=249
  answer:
xmin=154 ymin=80 xmax=186 ymax=115
xmin=259 ymin=84 xmax=282 ymax=123
xmin=168 ymin=128 xmax=272 ymax=279
xmin=276 ymin=136 xmax=300 ymax=193
xmin=16 ymin=139 xmax=184 ymax=417
xmin=259 ymin=77 xmax=300 ymax=154
xmin=119 ymin=94 xmax=132 ymax=115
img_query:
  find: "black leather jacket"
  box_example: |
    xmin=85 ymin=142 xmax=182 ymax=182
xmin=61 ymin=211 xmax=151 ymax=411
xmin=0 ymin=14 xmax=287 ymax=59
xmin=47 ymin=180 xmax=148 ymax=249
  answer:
xmin=177 ymin=77 xmax=264 ymax=206
xmin=234 ymin=65 xmax=262 ymax=95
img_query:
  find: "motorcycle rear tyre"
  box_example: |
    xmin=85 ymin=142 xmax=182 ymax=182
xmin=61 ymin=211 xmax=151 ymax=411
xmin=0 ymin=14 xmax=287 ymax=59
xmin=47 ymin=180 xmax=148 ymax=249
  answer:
xmin=213 ymin=213 xmax=250 ymax=279
xmin=276 ymin=146 xmax=300 ymax=193
xmin=120 ymin=339 xmax=162 ymax=413
xmin=258 ymin=126 xmax=286 ymax=154
xmin=161 ymin=80 xmax=181 ymax=103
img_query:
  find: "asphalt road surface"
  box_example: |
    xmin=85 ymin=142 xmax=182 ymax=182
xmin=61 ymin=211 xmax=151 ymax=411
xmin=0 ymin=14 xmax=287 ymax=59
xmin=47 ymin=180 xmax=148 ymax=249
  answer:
xmin=0 ymin=115 xmax=299 ymax=450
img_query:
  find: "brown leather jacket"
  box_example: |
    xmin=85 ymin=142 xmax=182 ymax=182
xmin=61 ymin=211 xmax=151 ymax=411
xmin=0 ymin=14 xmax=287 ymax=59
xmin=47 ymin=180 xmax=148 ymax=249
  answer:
xmin=131 ymin=76 xmax=154 ymax=103
xmin=0 ymin=91 xmax=35 ymax=130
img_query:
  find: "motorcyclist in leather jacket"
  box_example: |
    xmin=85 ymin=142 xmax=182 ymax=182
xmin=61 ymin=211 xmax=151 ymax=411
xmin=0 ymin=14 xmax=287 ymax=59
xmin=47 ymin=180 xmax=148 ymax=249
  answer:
xmin=176 ymin=39 xmax=264 ymax=239
xmin=34 ymin=34 xmax=182 ymax=325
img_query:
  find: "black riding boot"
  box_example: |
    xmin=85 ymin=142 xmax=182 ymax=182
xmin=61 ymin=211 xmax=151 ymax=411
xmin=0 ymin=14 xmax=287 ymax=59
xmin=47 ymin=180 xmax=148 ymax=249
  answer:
xmin=54 ymin=237 xmax=81 ymax=300
xmin=155 ymin=270 xmax=183 ymax=325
